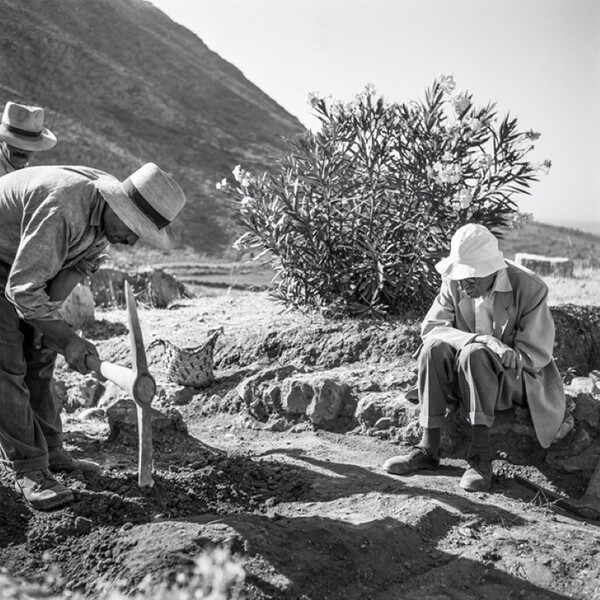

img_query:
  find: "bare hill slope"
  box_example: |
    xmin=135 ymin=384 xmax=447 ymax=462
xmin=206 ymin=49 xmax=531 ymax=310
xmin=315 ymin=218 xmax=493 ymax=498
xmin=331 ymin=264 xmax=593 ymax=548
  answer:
xmin=0 ymin=0 xmax=304 ymax=252
xmin=499 ymin=222 xmax=600 ymax=264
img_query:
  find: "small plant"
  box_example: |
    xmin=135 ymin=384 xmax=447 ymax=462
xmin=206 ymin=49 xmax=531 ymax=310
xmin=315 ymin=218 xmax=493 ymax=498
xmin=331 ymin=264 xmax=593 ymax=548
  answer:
xmin=219 ymin=75 xmax=550 ymax=317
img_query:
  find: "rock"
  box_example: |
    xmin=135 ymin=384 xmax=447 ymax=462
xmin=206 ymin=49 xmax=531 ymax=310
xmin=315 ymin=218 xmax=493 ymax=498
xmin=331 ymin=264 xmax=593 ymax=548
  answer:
xmin=74 ymin=517 xmax=93 ymax=535
xmin=355 ymin=392 xmax=419 ymax=429
xmin=106 ymin=398 xmax=187 ymax=441
xmin=515 ymin=253 xmax=574 ymax=277
xmin=374 ymin=417 xmax=392 ymax=430
xmin=237 ymin=365 xmax=302 ymax=421
xmin=156 ymin=383 xmax=197 ymax=406
xmin=568 ymin=377 xmax=598 ymax=396
xmin=281 ymin=379 xmax=314 ymax=414
xmin=305 ymin=377 xmax=352 ymax=427
xmin=78 ymin=407 xmax=106 ymax=421
xmin=65 ymin=376 xmax=105 ymax=412
xmin=60 ymin=284 xmax=95 ymax=328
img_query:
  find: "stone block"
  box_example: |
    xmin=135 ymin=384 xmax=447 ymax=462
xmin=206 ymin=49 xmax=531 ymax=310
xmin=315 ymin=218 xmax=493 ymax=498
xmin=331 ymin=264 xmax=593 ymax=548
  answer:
xmin=281 ymin=379 xmax=314 ymax=414
xmin=305 ymin=378 xmax=351 ymax=427
xmin=106 ymin=398 xmax=187 ymax=441
xmin=515 ymin=253 xmax=574 ymax=277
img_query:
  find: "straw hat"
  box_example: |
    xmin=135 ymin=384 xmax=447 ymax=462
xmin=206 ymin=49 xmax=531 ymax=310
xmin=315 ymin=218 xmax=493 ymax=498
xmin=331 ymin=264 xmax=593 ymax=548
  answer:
xmin=435 ymin=224 xmax=507 ymax=280
xmin=96 ymin=163 xmax=186 ymax=249
xmin=0 ymin=101 xmax=57 ymax=151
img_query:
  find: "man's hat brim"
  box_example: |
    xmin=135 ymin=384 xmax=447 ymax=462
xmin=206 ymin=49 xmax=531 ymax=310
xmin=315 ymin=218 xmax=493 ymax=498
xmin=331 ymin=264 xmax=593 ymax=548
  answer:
xmin=435 ymin=255 xmax=507 ymax=280
xmin=0 ymin=125 xmax=57 ymax=151
xmin=96 ymin=174 xmax=173 ymax=250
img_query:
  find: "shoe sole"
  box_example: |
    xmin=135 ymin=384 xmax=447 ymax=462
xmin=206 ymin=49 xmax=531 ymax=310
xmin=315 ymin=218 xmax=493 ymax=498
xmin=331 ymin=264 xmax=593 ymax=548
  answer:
xmin=384 ymin=461 xmax=440 ymax=476
xmin=21 ymin=492 xmax=75 ymax=511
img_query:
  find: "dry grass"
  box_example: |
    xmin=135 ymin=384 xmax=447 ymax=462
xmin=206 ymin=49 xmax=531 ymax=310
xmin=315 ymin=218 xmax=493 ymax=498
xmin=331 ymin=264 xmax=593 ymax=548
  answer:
xmin=545 ymin=267 xmax=600 ymax=306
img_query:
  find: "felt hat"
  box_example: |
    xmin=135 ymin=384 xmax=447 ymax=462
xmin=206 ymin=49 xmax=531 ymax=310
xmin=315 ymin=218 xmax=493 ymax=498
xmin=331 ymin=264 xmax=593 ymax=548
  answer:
xmin=0 ymin=101 xmax=57 ymax=151
xmin=96 ymin=163 xmax=186 ymax=249
xmin=435 ymin=224 xmax=507 ymax=280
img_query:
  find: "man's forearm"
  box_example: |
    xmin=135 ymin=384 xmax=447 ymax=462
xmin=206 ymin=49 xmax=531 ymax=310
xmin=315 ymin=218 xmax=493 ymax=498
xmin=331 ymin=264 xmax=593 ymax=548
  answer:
xmin=28 ymin=318 xmax=78 ymax=353
xmin=46 ymin=268 xmax=84 ymax=302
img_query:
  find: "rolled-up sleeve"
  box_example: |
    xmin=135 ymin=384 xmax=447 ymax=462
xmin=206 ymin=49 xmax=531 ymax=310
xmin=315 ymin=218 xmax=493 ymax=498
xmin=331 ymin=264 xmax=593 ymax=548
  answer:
xmin=6 ymin=203 xmax=72 ymax=321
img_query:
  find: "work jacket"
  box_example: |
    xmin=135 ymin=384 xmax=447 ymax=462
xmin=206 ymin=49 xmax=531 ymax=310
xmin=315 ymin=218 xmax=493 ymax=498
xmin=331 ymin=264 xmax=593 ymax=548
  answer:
xmin=421 ymin=260 xmax=565 ymax=448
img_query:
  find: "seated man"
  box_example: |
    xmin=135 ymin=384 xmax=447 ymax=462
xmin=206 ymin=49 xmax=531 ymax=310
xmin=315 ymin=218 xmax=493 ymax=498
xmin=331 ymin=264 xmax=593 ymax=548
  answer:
xmin=383 ymin=224 xmax=565 ymax=492
xmin=0 ymin=163 xmax=186 ymax=510
xmin=0 ymin=101 xmax=57 ymax=175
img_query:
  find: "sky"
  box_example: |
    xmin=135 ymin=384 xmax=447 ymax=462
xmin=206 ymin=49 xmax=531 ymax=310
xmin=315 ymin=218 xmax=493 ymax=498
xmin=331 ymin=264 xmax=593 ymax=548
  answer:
xmin=149 ymin=0 xmax=600 ymax=233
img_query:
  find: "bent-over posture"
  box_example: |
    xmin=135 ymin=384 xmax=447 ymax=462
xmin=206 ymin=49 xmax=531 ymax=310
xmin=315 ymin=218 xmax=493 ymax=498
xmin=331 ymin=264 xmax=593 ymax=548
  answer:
xmin=0 ymin=163 xmax=185 ymax=509
xmin=383 ymin=224 xmax=565 ymax=492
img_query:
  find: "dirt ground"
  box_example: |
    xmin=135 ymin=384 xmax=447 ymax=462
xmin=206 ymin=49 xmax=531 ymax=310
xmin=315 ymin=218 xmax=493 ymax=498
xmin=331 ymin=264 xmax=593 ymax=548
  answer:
xmin=1 ymin=285 xmax=600 ymax=600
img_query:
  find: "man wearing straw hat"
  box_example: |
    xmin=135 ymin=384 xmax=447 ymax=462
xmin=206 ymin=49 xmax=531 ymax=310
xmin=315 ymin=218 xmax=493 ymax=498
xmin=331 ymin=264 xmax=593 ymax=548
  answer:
xmin=0 ymin=163 xmax=186 ymax=509
xmin=383 ymin=224 xmax=565 ymax=492
xmin=0 ymin=101 xmax=57 ymax=175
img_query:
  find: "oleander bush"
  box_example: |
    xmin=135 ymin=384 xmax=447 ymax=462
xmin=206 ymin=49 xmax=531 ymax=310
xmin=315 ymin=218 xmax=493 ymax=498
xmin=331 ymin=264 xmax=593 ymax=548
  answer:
xmin=220 ymin=75 xmax=550 ymax=317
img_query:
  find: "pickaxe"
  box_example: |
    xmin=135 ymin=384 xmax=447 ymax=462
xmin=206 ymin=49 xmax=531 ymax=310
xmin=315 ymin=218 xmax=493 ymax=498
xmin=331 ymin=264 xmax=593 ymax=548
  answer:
xmin=84 ymin=281 xmax=156 ymax=487
xmin=45 ymin=280 xmax=156 ymax=488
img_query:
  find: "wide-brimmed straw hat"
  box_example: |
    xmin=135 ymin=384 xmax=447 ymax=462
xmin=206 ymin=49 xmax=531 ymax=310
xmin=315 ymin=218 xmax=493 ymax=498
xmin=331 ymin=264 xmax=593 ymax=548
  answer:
xmin=0 ymin=101 xmax=57 ymax=151
xmin=96 ymin=163 xmax=186 ymax=249
xmin=435 ymin=223 xmax=507 ymax=280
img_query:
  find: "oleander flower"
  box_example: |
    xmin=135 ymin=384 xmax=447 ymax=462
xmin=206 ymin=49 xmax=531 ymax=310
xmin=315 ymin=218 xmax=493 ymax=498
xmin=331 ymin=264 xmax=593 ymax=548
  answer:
xmin=454 ymin=187 xmax=473 ymax=209
xmin=233 ymin=164 xmax=252 ymax=188
xmin=215 ymin=178 xmax=228 ymax=191
xmin=451 ymin=92 xmax=471 ymax=116
xmin=438 ymin=73 xmax=456 ymax=94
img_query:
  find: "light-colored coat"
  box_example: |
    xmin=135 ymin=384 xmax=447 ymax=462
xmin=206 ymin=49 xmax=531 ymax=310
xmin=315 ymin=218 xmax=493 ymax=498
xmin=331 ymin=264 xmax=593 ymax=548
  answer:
xmin=421 ymin=260 xmax=565 ymax=448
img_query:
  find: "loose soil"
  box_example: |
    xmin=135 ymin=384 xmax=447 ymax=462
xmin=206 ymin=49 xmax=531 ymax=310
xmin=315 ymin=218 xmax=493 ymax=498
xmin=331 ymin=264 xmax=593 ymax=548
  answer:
xmin=1 ymin=290 xmax=599 ymax=600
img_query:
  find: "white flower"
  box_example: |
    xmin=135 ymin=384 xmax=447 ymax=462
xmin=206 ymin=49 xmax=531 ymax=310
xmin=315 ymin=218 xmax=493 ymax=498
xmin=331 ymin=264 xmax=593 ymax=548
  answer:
xmin=442 ymin=151 xmax=453 ymax=162
xmin=451 ymin=92 xmax=471 ymax=117
xmin=240 ymin=196 xmax=252 ymax=207
xmin=454 ymin=187 xmax=473 ymax=209
xmin=466 ymin=117 xmax=483 ymax=132
xmin=215 ymin=178 xmax=228 ymax=191
xmin=232 ymin=164 xmax=251 ymax=188
xmin=429 ymin=161 xmax=463 ymax=185
xmin=438 ymin=73 xmax=456 ymax=94
xmin=533 ymin=159 xmax=552 ymax=174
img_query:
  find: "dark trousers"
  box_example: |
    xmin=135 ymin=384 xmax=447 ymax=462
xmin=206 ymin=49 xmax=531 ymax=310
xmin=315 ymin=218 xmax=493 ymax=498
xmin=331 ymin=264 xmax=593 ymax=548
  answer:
xmin=0 ymin=264 xmax=62 ymax=473
xmin=418 ymin=339 xmax=525 ymax=429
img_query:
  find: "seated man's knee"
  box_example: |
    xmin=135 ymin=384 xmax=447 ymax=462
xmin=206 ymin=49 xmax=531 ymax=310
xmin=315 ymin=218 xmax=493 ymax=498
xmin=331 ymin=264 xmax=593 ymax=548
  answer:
xmin=419 ymin=339 xmax=454 ymax=365
xmin=457 ymin=343 xmax=493 ymax=370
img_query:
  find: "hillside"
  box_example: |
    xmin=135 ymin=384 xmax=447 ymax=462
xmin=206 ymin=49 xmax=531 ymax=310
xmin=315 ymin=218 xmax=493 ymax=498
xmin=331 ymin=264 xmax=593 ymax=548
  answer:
xmin=0 ymin=0 xmax=304 ymax=252
xmin=499 ymin=221 xmax=600 ymax=264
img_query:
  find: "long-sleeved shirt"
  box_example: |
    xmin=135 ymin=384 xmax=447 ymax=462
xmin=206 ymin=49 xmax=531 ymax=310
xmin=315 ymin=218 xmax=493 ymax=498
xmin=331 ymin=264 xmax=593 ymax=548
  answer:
xmin=0 ymin=165 xmax=109 ymax=321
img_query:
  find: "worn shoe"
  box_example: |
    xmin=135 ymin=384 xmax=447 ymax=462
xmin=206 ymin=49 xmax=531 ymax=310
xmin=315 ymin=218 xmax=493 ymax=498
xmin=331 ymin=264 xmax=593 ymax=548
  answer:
xmin=383 ymin=447 xmax=440 ymax=475
xmin=460 ymin=455 xmax=493 ymax=492
xmin=15 ymin=469 xmax=74 ymax=510
xmin=48 ymin=447 xmax=100 ymax=473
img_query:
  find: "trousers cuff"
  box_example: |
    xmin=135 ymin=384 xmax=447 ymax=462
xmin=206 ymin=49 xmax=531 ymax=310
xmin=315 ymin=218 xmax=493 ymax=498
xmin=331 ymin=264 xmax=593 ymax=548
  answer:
xmin=5 ymin=455 xmax=49 ymax=475
xmin=466 ymin=411 xmax=495 ymax=427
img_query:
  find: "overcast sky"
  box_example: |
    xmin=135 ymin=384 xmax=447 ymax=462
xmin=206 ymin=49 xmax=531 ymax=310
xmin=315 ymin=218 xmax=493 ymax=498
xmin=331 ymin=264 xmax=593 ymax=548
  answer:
xmin=149 ymin=0 xmax=600 ymax=233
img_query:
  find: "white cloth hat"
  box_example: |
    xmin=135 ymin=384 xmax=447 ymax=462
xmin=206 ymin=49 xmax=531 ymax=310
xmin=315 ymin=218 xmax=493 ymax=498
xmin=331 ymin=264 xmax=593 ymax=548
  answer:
xmin=435 ymin=223 xmax=507 ymax=280
xmin=0 ymin=101 xmax=57 ymax=151
xmin=96 ymin=163 xmax=186 ymax=249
